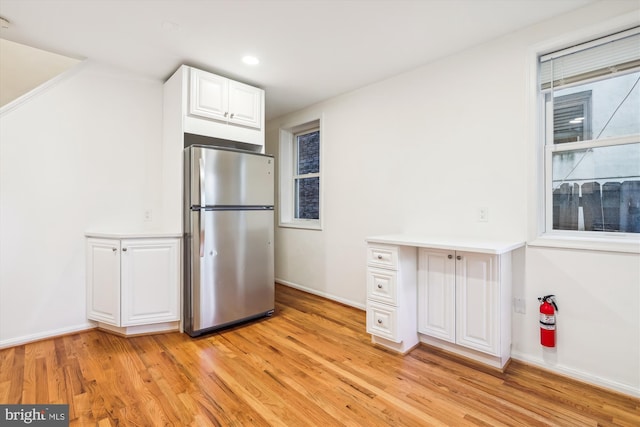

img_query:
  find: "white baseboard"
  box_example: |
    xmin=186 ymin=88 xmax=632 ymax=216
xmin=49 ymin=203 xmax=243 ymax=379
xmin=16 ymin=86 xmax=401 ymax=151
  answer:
xmin=511 ymin=350 xmax=640 ymax=398
xmin=276 ymin=278 xmax=365 ymax=310
xmin=0 ymin=322 xmax=96 ymax=349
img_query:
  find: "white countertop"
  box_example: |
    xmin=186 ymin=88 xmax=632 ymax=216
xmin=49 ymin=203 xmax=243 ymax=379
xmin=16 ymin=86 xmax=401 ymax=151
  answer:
xmin=85 ymin=230 xmax=182 ymax=239
xmin=366 ymin=234 xmax=525 ymax=254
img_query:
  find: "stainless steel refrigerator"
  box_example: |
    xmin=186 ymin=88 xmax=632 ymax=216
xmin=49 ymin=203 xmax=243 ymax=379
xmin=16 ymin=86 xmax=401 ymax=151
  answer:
xmin=183 ymin=145 xmax=275 ymax=337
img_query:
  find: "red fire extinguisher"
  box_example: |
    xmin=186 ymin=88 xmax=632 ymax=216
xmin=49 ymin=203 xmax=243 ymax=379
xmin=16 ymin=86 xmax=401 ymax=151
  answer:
xmin=538 ymin=295 xmax=558 ymax=347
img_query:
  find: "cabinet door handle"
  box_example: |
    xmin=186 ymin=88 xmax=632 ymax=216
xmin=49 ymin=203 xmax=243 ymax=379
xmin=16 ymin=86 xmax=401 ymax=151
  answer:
xmin=224 ymin=111 xmax=229 ymax=117
xmin=112 ymin=247 xmax=117 ymax=252
xmin=377 ymin=284 xmax=383 ymax=289
xmin=377 ymin=319 xmax=382 ymax=324
xmin=377 ymin=255 xmax=383 ymax=260
xmin=230 ymin=113 xmax=235 ymax=119
xmin=457 ymin=255 xmax=461 ymax=260
xmin=122 ymin=248 xmax=128 ymax=252
xmin=448 ymin=254 xmax=452 ymax=259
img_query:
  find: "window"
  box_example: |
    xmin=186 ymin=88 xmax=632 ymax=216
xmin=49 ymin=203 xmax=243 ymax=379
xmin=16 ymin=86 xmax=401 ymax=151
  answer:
xmin=293 ymin=128 xmax=320 ymax=219
xmin=279 ymin=119 xmax=322 ymax=229
xmin=539 ymin=28 xmax=640 ymax=237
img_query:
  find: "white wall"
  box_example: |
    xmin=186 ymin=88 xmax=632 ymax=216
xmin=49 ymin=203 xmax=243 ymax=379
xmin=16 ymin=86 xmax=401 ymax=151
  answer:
xmin=266 ymin=2 xmax=640 ymax=396
xmin=0 ymin=61 xmax=164 ymax=347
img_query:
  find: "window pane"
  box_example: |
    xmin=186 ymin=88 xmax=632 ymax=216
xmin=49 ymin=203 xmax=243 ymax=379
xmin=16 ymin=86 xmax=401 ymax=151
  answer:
xmin=552 ymin=71 xmax=640 ymax=143
xmin=296 ymin=130 xmax=320 ymax=174
xmin=554 ymin=91 xmax=591 ymax=143
xmin=295 ymin=177 xmax=319 ymax=220
xmin=552 ymin=143 xmax=640 ymax=232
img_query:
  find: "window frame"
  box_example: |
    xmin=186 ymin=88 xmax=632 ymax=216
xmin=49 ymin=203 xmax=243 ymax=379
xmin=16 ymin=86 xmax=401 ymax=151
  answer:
xmin=529 ymin=16 xmax=640 ymax=254
xmin=278 ymin=117 xmax=323 ymax=230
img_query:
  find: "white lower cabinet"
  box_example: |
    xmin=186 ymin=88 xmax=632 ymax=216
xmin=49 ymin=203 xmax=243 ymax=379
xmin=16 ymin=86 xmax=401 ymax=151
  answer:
xmin=366 ymin=235 xmax=522 ymax=370
xmin=365 ymin=244 xmax=418 ymax=354
xmin=86 ymin=236 xmax=181 ymax=336
xmin=418 ymin=248 xmax=511 ymax=368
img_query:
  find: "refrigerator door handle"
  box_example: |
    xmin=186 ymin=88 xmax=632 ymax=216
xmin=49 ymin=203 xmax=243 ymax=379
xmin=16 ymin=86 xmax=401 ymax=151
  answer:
xmin=199 ymin=155 xmax=206 ymax=207
xmin=199 ymin=209 xmax=205 ymax=258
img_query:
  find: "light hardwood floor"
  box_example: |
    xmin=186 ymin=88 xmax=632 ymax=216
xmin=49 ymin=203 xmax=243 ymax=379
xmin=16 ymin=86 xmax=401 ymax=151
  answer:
xmin=1 ymin=284 xmax=638 ymax=426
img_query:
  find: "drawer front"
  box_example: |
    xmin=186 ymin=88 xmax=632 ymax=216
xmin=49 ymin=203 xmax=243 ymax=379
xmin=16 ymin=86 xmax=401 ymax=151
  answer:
xmin=367 ymin=245 xmax=398 ymax=269
xmin=366 ymin=268 xmax=397 ymax=305
xmin=366 ymin=301 xmax=399 ymax=342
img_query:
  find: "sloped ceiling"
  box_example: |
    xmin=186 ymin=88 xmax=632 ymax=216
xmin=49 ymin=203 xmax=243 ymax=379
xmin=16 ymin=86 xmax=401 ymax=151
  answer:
xmin=0 ymin=39 xmax=80 ymax=107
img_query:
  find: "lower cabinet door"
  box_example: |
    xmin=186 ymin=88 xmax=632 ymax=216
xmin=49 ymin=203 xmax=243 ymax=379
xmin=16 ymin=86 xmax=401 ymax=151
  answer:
xmin=417 ymin=249 xmax=456 ymax=343
xmin=86 ymin=238 xmax=121 ymax=326
xmin=120 ymin=238 xmax=180 ymax=327
xmin=366 ymin=301 xmax=399 ymax=343
xmin=455 ymin=252 xmax=499 ymax=355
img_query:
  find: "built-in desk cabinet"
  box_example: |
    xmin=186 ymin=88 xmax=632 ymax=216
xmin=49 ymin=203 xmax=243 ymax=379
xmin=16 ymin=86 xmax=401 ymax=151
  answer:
xmin=86 ymin=233 xmax=181 ymax=336
xmin=365 ymin=244 xmax=418 ymax=354
xmin=418 ymin=249 xmax=506 ymax=361
xmin=366 ymin=235 xmax=523 ymax=370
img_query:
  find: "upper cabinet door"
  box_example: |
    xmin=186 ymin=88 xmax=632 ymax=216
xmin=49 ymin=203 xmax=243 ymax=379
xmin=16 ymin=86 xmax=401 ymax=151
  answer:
xmin=188 ymin=67 xmax=263 ymax=130
xmin=189 ymin=68 xmax=228 ymax=122
xmin=228 ymin=80 xmax=262 ymax=129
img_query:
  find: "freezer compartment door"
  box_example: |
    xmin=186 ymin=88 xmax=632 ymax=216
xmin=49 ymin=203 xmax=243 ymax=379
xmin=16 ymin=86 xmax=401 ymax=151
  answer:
xmin=187 ymin=146 xmax=274 ymax=207
xmin=186 ymin=209 xmax=274 ymax=334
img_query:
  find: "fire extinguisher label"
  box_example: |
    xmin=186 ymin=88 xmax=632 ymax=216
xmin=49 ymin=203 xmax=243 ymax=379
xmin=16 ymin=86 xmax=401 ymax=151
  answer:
xmin=540 ymin=314 xmax=555 ymax=330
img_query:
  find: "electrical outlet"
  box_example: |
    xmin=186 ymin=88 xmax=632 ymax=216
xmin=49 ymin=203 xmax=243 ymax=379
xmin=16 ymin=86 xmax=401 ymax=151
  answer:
xmin=144 ymin=209 xmax=153 ymax=222
xmin=477 ymin=207 xmax=489 ymax=222
xmin=513 ymin=297 xmax=526 ymax=314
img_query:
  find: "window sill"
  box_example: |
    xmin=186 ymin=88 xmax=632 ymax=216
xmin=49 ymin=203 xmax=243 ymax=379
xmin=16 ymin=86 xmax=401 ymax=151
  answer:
xmin=279 ymin=221 xmax=322 ymax=231
xmin=528 ymin=234 xmax=640 ymax=254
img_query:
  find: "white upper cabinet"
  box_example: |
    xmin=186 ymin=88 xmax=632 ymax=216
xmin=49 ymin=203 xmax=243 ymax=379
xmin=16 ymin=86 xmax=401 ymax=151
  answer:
xmin=189 ymin=67 xmax=262 ymax=129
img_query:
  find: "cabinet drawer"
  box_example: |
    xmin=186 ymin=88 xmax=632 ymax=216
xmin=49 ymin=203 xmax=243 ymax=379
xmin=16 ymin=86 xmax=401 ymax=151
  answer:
xmin=366 ymin=268 xmax=397 ymax=305
xmin=367 ymin=245 xmax=398 ymax=269
xmin=366 ymin=301 xmax=399 ymax=342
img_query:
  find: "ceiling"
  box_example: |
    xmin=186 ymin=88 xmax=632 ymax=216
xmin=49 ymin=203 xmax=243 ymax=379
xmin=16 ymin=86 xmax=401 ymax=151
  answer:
xmin=0 ymin=0 xmax=596 ymax=120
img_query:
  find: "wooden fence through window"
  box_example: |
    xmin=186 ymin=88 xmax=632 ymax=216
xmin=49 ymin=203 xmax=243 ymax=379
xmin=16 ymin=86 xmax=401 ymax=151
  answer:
xmin=553 ymin=180 xmax=640 ymax=232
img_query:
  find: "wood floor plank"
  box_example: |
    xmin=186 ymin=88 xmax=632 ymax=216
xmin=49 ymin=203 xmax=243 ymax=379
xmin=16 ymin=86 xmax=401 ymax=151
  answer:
xmin=1 ymin=284 xmax=638 ymax=426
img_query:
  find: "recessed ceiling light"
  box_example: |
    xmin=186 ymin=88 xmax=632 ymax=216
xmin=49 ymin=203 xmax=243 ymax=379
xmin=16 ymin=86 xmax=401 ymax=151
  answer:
xmin=242 ymin=55 xmax=259 ymax=66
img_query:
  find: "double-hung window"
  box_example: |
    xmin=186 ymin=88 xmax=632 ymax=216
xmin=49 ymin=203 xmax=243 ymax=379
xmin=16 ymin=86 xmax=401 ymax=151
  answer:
xmin=539 ymin=27 xmax=640 ymax=239
xmin=279 ymin=119 xmax=322 ymax=229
